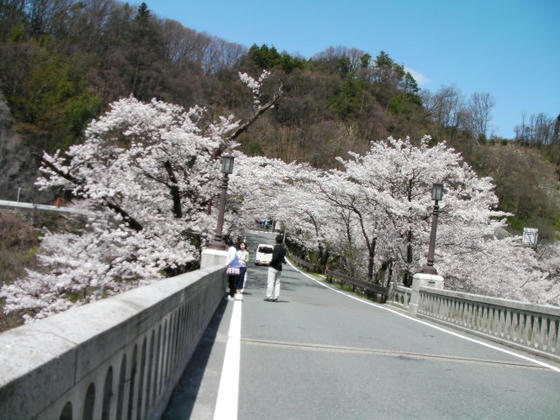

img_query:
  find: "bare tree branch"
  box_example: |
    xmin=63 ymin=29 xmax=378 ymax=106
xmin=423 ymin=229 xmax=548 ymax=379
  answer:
xmin=36 ymin=153 xmax=83 ymax=186
xmin=35 ymin=153 xmax=144 ymax=232
xmin=225 ymin=83 xmax=283 ymax=142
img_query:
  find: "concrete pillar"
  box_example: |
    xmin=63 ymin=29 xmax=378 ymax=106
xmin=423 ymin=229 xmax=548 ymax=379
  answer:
xmin=409 ymin=273 xmax=444 ymax=315
xmin=200 ymin=248 xmax=228 ymax=269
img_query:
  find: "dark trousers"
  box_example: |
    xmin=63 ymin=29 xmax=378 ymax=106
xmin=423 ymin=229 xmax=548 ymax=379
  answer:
xmin=236 ymin=266 xmax=247 ymax=290
xmin=227 ymin=274 xmax=238 ymax=297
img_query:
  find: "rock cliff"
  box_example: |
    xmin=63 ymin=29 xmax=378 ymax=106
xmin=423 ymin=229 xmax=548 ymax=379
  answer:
xmin=0 ymin=91 xmax=53 ymax=203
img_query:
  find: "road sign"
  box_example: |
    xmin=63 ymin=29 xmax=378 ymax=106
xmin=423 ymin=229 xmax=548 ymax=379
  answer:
xmin=522 ymin=227 xmax=538 ymax=246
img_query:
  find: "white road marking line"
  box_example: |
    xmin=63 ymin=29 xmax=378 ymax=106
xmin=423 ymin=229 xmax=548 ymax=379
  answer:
xmin=286 ymin=259 xmax=560 ymax=374
xmin=213 ymin=298 xmax=242 ymax=420
xmin=241 ymin=337 xmax=547 ymax=369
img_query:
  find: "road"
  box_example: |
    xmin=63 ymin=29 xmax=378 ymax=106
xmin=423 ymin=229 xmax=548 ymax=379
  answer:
xmin=164 ymin=230 xmax=560 ymax=419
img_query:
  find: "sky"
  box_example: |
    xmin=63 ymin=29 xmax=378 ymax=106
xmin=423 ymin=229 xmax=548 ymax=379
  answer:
xmin=146 ymin=0 xmax=560 ymax=139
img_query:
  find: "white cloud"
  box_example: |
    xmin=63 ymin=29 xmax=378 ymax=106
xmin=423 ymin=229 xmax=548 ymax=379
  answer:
xmin=404 ymin=66 xmax=431 ymax=86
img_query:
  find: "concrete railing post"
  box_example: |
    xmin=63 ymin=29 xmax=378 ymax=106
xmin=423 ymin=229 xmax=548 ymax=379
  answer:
xmin=409 ymin=273 xmax=444 ymax=315
xmin=200 ymin=247 xmax=228 ymax=269
xmin=388 ymin=281 xmax=395 ymax=301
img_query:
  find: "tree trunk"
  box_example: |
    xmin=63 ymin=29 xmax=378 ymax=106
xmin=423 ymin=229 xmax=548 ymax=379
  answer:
xmin=318 ymin=245 xmax=329 ymax=273
xmin=367 ymin=238 xmax=377 ymax=282
xmin=386 ymin=259 xmax=394 ymax=287
xmin=164 ymin=160 xmax=182 ymax=218
xmin=403 ymin=230 xmax=413 ymax=287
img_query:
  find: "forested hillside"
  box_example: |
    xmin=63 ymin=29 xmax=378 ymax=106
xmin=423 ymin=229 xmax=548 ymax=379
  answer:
xmin=0 ymin=0 xmax=559 ymax=239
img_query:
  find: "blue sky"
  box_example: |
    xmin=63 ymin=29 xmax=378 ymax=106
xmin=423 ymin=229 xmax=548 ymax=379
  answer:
xmin=146 ymin=0 xmax=559 ymax=139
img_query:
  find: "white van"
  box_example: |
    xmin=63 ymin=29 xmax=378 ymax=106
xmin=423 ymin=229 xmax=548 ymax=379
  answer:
xmin=255 ymin=244 xmax=274 ymax=265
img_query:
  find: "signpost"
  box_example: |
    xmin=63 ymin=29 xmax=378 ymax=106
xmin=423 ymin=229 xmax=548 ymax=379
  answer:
xmin=522 ymin=227 xmax=539 ymax=249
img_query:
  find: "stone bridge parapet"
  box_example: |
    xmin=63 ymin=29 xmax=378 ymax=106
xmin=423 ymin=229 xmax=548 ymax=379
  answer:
xmin=388 ymin=283 xmax=560 ymax=363
xmin=0 ymin=265 xmax=225 ymax=420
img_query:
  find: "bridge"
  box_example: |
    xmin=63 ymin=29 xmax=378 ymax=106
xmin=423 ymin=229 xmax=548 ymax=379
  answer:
xmin=1 ymin=230 xmax=559 ymax=419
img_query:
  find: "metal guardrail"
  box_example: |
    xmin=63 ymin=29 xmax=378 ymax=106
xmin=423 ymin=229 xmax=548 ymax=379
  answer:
xmin=325 ymin=269 xmax=389 ymax=302
xmin=0 ymin=199 xmax=103 ymax=218
xmin=287 ymin=250 xmax=389 ymax=302
xmin=287 ymin=253 xmax=319 ymax=273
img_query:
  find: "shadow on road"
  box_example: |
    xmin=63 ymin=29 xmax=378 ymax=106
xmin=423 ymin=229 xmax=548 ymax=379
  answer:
xmin=162 ymin=299 xmax=228 ymax=419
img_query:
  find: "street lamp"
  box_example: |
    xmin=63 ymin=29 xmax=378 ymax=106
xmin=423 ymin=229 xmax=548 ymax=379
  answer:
xmin=221 ymin=154 xmax=234 ymax=175
xmin=421 ymin=183 xmax=443 ymax=275
xmin=209 ymin=154 xmax=234 ymax=249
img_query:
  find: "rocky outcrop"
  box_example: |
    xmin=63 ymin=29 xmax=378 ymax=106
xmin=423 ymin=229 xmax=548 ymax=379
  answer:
xmin=0 ymin=91 xmax=53 ymax=203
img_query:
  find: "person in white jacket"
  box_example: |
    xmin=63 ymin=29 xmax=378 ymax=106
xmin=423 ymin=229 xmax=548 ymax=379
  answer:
xmin=225 ymin=238 xmax=240 ymax=301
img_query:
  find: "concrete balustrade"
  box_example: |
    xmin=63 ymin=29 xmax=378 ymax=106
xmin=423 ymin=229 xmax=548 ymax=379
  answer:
xmin=388 ymin=284 xmax=412 ymax=309
xmin=387 ymin=284 xmax=560 ymax=362
xmin=0 ymin=265 xmax=226 ymax=420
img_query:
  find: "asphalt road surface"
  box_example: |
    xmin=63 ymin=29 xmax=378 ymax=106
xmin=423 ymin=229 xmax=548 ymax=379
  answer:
xmin=164 ymin=230 xmax=560 ymax=419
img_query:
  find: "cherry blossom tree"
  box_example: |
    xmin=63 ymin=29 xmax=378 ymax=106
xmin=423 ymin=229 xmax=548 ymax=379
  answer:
xmin=271 ymin=168 xmax=337 ymax=269
xmin=441 ymin=236 xmax=550 ymax=303
xmin=1 ymin=71 xmax=281 ymax=320
xmin=311 ymin=136 xmax=559 ymax=305
xmin=232 ymin=136 xmax=558 ymax=306
xmin=3 ymin=80 xmax=559 ymax=320
xmin=227 ymin=155 xmax=312 ymax=235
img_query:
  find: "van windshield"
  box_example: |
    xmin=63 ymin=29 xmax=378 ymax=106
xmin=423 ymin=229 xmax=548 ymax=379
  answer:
xmin=258 ymin=246 xmax=274 ymax=254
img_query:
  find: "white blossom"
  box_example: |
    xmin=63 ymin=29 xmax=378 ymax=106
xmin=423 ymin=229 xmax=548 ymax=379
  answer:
xmin=3 ymin=110 xmax=559 ymax=320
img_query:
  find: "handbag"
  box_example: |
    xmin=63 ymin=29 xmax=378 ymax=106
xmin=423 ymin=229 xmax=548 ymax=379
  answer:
xmin=227 ymin=266 xmax=240 ymax=276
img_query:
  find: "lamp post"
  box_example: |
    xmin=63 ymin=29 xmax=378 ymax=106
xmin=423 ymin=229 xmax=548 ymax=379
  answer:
xmin=421 ymin=183 xmax=443 ymax=275
xmin=209 ymin=154 xmax=234 ymax=249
